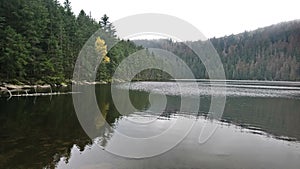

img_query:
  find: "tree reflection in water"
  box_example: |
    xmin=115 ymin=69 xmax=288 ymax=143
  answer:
xmin=0 ymin=84 xmax=300 ymax=169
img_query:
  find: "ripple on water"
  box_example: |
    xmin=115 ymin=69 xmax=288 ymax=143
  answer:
xmin=115 ymin=81 xmax=300 ymax=98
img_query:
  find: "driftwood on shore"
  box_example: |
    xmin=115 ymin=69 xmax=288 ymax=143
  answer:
xmin=0 ymin=84 xmax=70 ymax=99
xmin=0 ymin=81 xmax=110 ymax=99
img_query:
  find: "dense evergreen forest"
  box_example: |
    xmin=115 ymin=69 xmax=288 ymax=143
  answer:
xmin=134 ymin=20 xmax=300 ymax=81
xmin=0 ymin=0 xmax=143 ymax=84
xmin=1 ymin=0 xmax=299 ymax=83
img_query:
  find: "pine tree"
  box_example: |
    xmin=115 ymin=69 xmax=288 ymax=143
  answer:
xmin=0 ymin=26 xmax=29 ymax=80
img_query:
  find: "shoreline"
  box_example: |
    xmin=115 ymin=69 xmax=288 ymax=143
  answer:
xmin=0 ymin=81 xmax=109 ymax=97
xmin=2 ymin=79 xmax=300 ymax=98
xmin=0 ymin=83 xmax=69 ymax=98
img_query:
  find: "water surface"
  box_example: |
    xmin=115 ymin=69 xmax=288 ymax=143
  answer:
xmin=0 ymin=82 xmax=300 ymax=169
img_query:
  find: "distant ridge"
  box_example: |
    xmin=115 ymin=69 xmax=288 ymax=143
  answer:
xmin=133 ymin=20 xmax=300 ymax=81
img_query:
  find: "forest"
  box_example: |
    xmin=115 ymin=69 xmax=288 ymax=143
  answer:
xmin=135 ymin=20 xmax=300 ymax=81
xmin=0 ymin=0 xmax=299 ymax=85
xmin=0 ymin=0 xmax=145 ymax=85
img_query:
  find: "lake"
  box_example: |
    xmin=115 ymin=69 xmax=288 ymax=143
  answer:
xmin=1 ymin=81 xmax=300 ymax=169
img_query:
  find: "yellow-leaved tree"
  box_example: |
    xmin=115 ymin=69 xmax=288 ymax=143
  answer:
xmin=95 ymin=36 xmax=110 ymax=63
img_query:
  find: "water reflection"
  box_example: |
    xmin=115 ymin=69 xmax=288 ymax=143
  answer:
xmin=0 ymin=84 xmax=300 ymax=169
xmin=0 ymin=96 xmax=91 ymax=169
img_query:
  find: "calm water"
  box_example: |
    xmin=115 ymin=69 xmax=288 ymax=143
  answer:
xmin=1 ymin=82 xmax=300 ymax=169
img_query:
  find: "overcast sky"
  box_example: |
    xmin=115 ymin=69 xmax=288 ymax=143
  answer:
xmin=58 ymin=0 xmax=300 ymax=38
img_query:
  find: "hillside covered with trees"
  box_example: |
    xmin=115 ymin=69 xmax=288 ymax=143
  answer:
xmin=0 ymin=0 xmax=143 ymax=84
xmin=134 ymin=20 xmax=300 ymax=81
xmin=1 ymin=0 xmax=299 ymax=83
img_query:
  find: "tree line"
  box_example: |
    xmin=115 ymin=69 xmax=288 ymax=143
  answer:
xmin=134 ymin=20 xmax=300 ymax=81
xmin=0 ymin=0 xmax=144 ymax=84
xmin=1 ymin=0 xmax=299 ymax=83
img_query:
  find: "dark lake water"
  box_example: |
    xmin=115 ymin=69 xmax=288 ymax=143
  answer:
xmin=1 ymin=81 xmax=300 ymax=169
